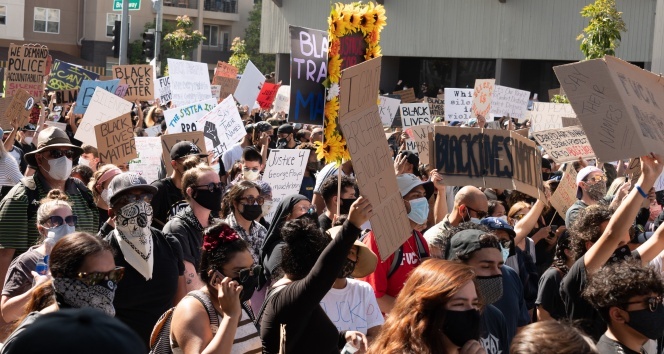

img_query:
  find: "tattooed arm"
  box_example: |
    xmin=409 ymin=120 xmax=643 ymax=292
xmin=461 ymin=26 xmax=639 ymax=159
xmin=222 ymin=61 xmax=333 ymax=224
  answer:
xmin=184 ymin=261 xmax=204 ymax=292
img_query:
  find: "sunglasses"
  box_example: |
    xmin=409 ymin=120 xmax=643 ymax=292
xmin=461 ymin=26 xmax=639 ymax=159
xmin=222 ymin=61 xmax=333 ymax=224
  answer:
xmin=466 ymin=206 xmax=488 ymax=219
xmin=623 ymin=296 xmax=663 ymax=313
xmin=77 ymin=266 xmax=125 ymax=286
xmin=586 ymin=175 xmax=607 ymax=184
xmin=45 ymin=215 xmax=78 ymax=227
xmin=240 ymin=196 xmax=265 ymax=206
xmin=512 ymin=213 xmax=526 ymax=221
xmin=195 ymin=182 xmax=224 ymax=193
xmin=115 ymin=193 xmax=153 ymax=205
xmin=44 ymin=149 xmax=75 ymax=159
xmin=237 ymin=265 xmax=262 ymax=283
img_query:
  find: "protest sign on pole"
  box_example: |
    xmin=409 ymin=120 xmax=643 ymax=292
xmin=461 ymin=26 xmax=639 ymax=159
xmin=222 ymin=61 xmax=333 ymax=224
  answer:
xmin=129 ymin=137 xmax=162 ymax=183
xmin=378 ymin=96 xmax=400 ymax=126
xmin=3 ymin=90 xmax=34 ymax=129
xmin=198 ymin=95 xmax=245 ymax=160
xmin=532 ymin=126 xmax=595 ymax=163
xmin=75 ymin=87 xmax=133 ymax=147
xmin=272 ymin=85 xmax=290 ymax=114
xmin=167 ymin=58 xmax=212 ymax=107
xmin=430 ymin=126 xmax=544 ymax=200
xmin=54 ymin=89 xmax=78 ymax=105
xmin=74 ymin=79 xmax=121 ymax=114
xmin=392 ymin=88 xmax=416 ymax=103
xmin=214 ymin=61 xmax=239 ymax=79
xmin=112 ymin=65 xmax=154 ymax=101
xmin=426 ymin=97 xmax=445 ymax=118
xmin=400 ymin=103 xmax=431 ymax=128
xmin=155 ymin=76 xmax=172 ymax=103
xmin=47 ymin=59 xmax=99 ymax=90
xmin=526 ymin=102 xmax=576 ymax=132
xmin=261 ymin=149 xmax=310 ymax=222
xmin=257 ymin=82 xmax=281 ymax=110
xmin=165 ymin=97 xmax=217 ymax=134
xmin=490 ymin=85 xmax=530 ymax=121
xmin=234 ymin=61 xmax=265 ymax=108
xmin=161 ymin=131 xmax=207 ymax=175
xmin=444 ymin=88 xmax=473 ymax=122
xmin=289 ymin=26 xmax=327 ymax=126
xmin=550 ymin=165 xmax=578 ymax=220
xmin=471 ymin=79 xmax=495 ymax=119
xmin=405 ymin=124 xmax=435 ymax=164
xmin=553 ymin=56 xmax=664 ymax=162
xmin=95 ymin=113 xmax=137 ymax=166
xmin=337 ymin=57 xmax=411 ymax=260
xmin=6 ymin=44 xmax=49 ymax=98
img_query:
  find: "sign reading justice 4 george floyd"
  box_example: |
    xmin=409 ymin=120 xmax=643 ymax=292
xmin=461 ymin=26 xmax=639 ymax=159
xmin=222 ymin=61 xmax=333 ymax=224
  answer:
xmin=289 ymin=26 xmax=327 ymax=126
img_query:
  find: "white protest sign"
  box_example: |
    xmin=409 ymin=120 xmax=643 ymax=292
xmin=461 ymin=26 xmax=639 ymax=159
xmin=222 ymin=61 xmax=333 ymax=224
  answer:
xmin=129 ymin=137 xmax=162 ymax=183
xmin=167 ymin=58 xmax=212 ymax=107
xmin=261 ymin=149 xmax=310 ymax=222
xmin=144 ymin=125 xmax=161 ymax=137
xmin=211 ymin=85 xmax=221 ymax=100
xmin=74 ymin=87 xmax=133 ymax=147
xmin=400 ymin=103 xmax=431 ymax=128
xmin=527 ymin=102 xmax=577 ymax=132
xmin=444 ymin=88 xmax=473 ymax=122
xmin=378 ymin=96 xmax=400 ymax=126
xmin=44 ymin=121 xmax=67 ymax=131
xmin=490 ymin=85 xmax=530 ymax=121
xmin=155 ymin=76 xmax=172 ymax=103
xmin=165 ymin=98 xmax=217 ymax=134
xmin=272 ymin=85 xmax=290 ymax=114
xmin=198 ymin=95 xmax=245 ymax=159
xmin=654 ymin=172 xmax=664 ymax=192
xmin=532 ymin=125 xmax=595 ymax=163
xmin=234 ymin=61 xmax=265 ymax=107
xmin=405 ymin=124 xmax=435 ymax=164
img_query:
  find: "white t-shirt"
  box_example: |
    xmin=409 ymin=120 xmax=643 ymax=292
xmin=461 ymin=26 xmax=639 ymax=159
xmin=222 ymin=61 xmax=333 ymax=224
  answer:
xmin=319 ymin=278 xmax=384 ymax=334
xmin=221 ymin=143 xmax=244 ymax=170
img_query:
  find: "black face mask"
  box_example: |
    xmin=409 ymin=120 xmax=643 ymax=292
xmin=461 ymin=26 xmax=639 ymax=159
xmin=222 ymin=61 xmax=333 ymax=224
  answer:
xmin=277 ymin=138 xmax=288 ymax=148
xmin=193 ymin=188 xmax=223 ymax=212
xmin=339 ymin=198 xmax=357 ymax=216
xmin=442 ymin=309 xmax=481 ymax=347
xmin=626 ymin=305 xmax=664 ymax=339
xmin=239 ymin=204 xmax=262 ymax=221
xmin=221 ymin=267 xmax=260 ymax=303
xmin=337 ymin=258 xmax=356 ymax=278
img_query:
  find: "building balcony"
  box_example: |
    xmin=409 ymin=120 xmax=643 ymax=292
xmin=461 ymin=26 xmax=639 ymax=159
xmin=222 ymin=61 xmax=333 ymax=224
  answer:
xmin=163 ymin=0 xmax=197 ymax=9
xmin=204 ymin=0 xmax=238 ymax=13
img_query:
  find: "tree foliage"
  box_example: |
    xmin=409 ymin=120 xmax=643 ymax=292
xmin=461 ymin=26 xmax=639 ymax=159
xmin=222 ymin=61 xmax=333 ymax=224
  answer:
xmin=163 ymin=16 xmax=206 ymax=60
xmin=244 ymin=0 xmax=274 ymax=74
xmin=576 ymin=0 xmax=627 ymax=60
xmin=229 ymin=37 xmax=249 ymax=73
xmin=550 ymin=94 xmax=570 ymax=104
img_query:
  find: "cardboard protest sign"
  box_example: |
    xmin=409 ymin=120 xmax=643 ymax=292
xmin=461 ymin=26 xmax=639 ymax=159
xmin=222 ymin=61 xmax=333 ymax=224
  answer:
xmin=549 ymin=165 xmax=578 ymax=220
xmin=129 ymin=137 xmax=162 ymax=183
xmin=627 ymin=157 xmax=642 ymax=184
xmin=444 ymin=88 xmax=473 ymax=123
xmin=198 ymin=95 xmax=245 ymax=159
xmin=155 ymin=76 xmax=172 ymax=103
xmin=257 ymin=82 xmax=281 ymax=110
xmin=112 ymin=65 xmax=154 ymax=101
xmin=214 ymin=61 xmax=238 ymax=79
xmin=234 ymin=61 xmax=265 ymax=108
xmin=405 ymin=124 xmax=435 ymax=164
xmin=392 ymin=88 xmax=416 ymax=103
xmin=165 ymin=98 xmax=217 ymax=134
xmin=161 ymin=131 xmax=207 ymax=175
xmin=533 ymin=126 xmax=595 ymax=163
xmin=527 ymin=102 xmax=576 ymax=132
xmin=471 ymin=79 xmax=495 ymax=119
xmin=217 ymin=77 xmax=239 ymax=102
xmin=54 ymin=89 xmax=78 ymax=104
xmin=167 ymin=58 xmax=212 ymax=107
xmin=426 ymin=97 xmax=445 ymax=117
xmin=115 ymin=84 xmax=129 ymax=98
xmin=272 ymin=85 xmax=290 ymax=114
xmin=47 ymin=60 xmax=99 ymax=91
xmin=3 ymin=90 xmax=34 ymax=129
xmin=74 ymin=79 xmax=121 ymax=114
xmin=378 ymin=95 xmax=400 ymax=126
xmin=562 ymin=117 xmax=580 ymax=127
xmin=94 ymin=113 xmax=136 ymax=166
xmin=210 ymin=85 xmax=221 ymax=100
xmin=430 ymin=126 xmax=544 ymax=200
xmin=6 ymin=44 xmax=49 ymax=98
xmin=490 ymin=85 xmax=530 ymax=121
xmin=261 ymin=149 xmax=310 ymax=222
xmin=337 ymin=57 xmax=411 ymax=260
xmin=553 ymin=56 xmax=664 ymax=162
xmin=289 ymin=26 xmax=327 ymax=125
xmin=75 ymin=87 xmax=133 ymax=147
xmin=400 ymin=103 xmax=431 ymax=128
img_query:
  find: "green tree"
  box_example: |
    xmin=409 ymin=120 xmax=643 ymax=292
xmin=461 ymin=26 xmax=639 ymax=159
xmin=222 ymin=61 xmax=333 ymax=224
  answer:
xmin=163 ymin=15 xmax=206 ymax=60
xmin=550 ymin=94 xmax=570 ymax=103
xmin=576 ymin=0 xmax=627 ymax=60
xmin=244 ymin=0 xmax=274 ymax=74
xmin=143 ymin=20 xmax=178 ymax=74
xmin=128 ymin=40 xmax=144 ymax=64
xmin=229 ymin=37 xmax=249 ymax=73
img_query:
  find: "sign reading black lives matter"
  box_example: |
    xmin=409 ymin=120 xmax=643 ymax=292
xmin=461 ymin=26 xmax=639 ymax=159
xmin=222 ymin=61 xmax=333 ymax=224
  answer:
xmin=289 ymin=26 xmax=328 ymax=126
xmin=430 ymin=126 xmax=544 ymax=200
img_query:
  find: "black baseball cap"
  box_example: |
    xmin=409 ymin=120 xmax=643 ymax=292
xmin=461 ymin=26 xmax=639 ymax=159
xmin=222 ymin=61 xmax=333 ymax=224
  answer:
xmin=107 ymin=172 xmax=158 ymax=206
xmin=446 ymin=229 xmax=499 ymax=260
xmin=399 ymin=151 xmax=421 ymax=177
xmin=277 ymin=124 xmax=294 ymax=134
xmin=170 ymin=141 xmax=207 ymax=161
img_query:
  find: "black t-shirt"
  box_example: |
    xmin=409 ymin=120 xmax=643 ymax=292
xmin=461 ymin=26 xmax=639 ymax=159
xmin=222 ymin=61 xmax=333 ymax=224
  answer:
xmin=480 ymin=304 xmax=511 ymax=354
xmin=319 ymin=213 xmax=333 ymax=232
xmin=493 ymin=266 xmax=530 ymax=341
xmin=97 ymin=206 xmax=109 ymax=230
xmin=299 ymin=175 xmax=315 ymax=201
xmin=560 ymin=255 xmax=606 ymax=340
xmin=536 ymin=267 xmax=566 ymax=320
xmin=162 ymin=209 xmax=208 ymax=272
xmin=101 ymin=227 xmax=185 ymax=349
xmin=150 ymin=177 xmax=185 ymax=228
xmin=596 ymin=334 xmax=642 ymax=354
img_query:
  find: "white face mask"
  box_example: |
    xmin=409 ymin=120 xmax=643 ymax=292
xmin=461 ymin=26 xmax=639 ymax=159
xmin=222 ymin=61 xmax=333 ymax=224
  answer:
xmin=45 ymin=223 xmax=76 ymax=247
xmin=244 ymin=170 xmax=260 ymax=181
xmin=24 ymin=137 xmax=33 ymax=145
xmin=498 ymin=215 xmax=509 ymax=223
xmin=407 ymin=197 xmax=429 ymax=225
xmin=78 ymin=157 xmax=90 ymax=167
xmin=46 ymin=156 xmax=73 ymax=181
xmin=101 ymin=189 xmax=111 ymax=206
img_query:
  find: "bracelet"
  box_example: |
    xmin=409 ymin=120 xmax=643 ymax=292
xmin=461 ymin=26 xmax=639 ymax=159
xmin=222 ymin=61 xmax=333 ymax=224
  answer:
xmin=635 ymin=185 xmax=648 ymax=198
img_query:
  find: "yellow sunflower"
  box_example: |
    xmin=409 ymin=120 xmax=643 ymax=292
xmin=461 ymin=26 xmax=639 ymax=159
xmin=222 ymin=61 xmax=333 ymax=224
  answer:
xmin=372 ymin=4 xmax=387 ymax=31
xmin=325 ymin=96 xmax=340 ymax=119
xmin=365 ymin=44 xmax=382 ymax=60
xmin=328 ymin=55 xmax=343 ymax=83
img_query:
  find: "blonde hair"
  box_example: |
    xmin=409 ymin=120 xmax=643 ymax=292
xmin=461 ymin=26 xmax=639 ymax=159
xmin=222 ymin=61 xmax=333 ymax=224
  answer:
xmin=510 ymin=321 xmax=598 ymax=354
xmin=88 ymin=164 xmax=121 ymax=204
xmin=181 ymin=161 xmax=216 ymax=202
xmin=36 ymin=190 xmax=72 ymax=226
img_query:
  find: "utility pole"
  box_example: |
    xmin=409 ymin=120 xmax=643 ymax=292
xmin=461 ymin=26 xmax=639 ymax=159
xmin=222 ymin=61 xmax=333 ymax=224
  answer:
xmin=153 ymin=0 xmax=163 ymax=76
xmin=119 ymin=0 xmax=130 ymax=64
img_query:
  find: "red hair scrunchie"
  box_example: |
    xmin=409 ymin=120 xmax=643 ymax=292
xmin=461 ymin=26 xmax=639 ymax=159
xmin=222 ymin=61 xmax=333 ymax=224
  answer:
xmin=203 ymin=225 xmax=240 ymax=251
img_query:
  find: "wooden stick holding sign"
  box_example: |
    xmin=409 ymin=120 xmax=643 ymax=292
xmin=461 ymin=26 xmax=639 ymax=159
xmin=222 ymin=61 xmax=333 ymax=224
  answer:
xmin=95 ymin=113 xmax=137 ymax=166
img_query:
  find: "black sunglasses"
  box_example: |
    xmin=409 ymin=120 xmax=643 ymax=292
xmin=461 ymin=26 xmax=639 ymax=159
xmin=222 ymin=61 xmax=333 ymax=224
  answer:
xmin=77 ymin=266 xmax=125 ymax=286
xmin=45 ymin=149 xmax=75 ymax=159
xmin=46 ymin=215 xmax=77 ymax=227
xmin=237 ymin=265 xmax=262 ymax=283
xmin=239 ymin=196 xmax=264 ymax=206
xmin=195 ymin=182 xmax=224 ymax=193
xmin=466 ymin=206 xmax=488 ymax=219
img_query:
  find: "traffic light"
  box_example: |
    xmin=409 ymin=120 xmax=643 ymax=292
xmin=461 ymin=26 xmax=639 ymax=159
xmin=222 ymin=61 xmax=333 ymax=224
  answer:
xmin=112 ymin=21 xmax=121 ymax=58
xmin=142 ymin=32 xmax=155 ymax=61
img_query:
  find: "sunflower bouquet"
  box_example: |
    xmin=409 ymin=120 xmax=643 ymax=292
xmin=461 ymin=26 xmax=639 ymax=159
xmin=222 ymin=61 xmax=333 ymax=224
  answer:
xmin=315 ymin=2 xmax=386 ymax=165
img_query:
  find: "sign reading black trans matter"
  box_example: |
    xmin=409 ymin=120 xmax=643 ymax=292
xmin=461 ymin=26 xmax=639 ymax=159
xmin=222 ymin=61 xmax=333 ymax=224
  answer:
xmin=289 ymin=26 xmax=328 ymax=126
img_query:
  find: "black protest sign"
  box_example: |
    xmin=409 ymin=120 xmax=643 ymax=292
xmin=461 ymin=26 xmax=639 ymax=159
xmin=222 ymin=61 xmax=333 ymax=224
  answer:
xmin=430 ymin=126 xmax=544 ymax=200
xmin=55 ymin=89 xmax=78 ymax=104
xmin=46 ymin=59 xmax=99 ymax=90
xmin=289 ymin=26 xmax=327 ymax=125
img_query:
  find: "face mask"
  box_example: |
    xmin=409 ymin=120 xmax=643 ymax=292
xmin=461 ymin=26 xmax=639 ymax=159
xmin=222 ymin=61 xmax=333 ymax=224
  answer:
xmin=442 ymin=309 xmax=481 ymax=347
xmin=607 ymin=244 xmax=632 ymax=264
xmin=212 ymin=163 xmax=221 ymax=174
xmin=115 ymin=201 xmax=153 ymax=238
xmin=239 ymin=204 xmax=262 ymax=221
xmin=46 ymin=156 xmax=73 ymax=181
xmin=626 ymin=305 xmax=664 ymax=339
xmin=24 ymin=137 xmax=33 ymax=145
xmin=52 ymin=277 xmax=116 ymax=317
xmin=101 ymin=189 xmax=111 ymax=206
xmin=261 ymin=200 xmax=274 ymax=217
xmin=339 ymin=198 xmax=357 ymax=216
xmin=498 ymin=215 xmax=509 ymax=223
xmin=542 ymin=172 xmax=552 ymax=181
xmin=586 ymin=181 xmax=607 ymax=201
xmin=407 ymin=197 xmax=429 ymax=225
xmin=45 ymin=224 xmax=76 ymax=246
xmin=277 ymin=138 xmax=288 ymax=147
xmin=500 ymin=243 xmax=510 ymax=263
xmin=337 ymin=258 xmax=356 ymax=278
xmin=464 ymin=207 xmax=481 ymax=225
xmin=78 ymin=157 xmax=90 ymax=168
xmin=243 ymin=170 xmax=260 ymax=181
xmin=475 ymin=274 xmax=503 ymax=304
xmin=192 ymin=188 xmax=223 ymax=212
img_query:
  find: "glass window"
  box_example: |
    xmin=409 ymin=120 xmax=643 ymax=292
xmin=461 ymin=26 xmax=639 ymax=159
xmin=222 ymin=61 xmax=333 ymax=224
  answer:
xmin=34 ymin=7 xmax=59 ymax=34
xmin=204 ymin=25 xmax=218 ymax=46
xmin=0 ymin=6 xmax=7 ymax=25
xmin=106 ymin=13 xmax=131 ymax=38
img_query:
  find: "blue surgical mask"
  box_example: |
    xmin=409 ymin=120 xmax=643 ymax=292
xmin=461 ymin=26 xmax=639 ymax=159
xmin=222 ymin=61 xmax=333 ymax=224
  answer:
xmin=407 ymin=197 xmax=429 ymax=225
xmin=500 ymin=243 xmax=510 ymax=262
xmin=45 ymin=224 xmax=76 ymax=246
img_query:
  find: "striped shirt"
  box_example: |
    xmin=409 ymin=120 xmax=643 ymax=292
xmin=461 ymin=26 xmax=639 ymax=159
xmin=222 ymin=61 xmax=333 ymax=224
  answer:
xmin=0 ymin=155 xmax=22 ymax=187
xmin=0 ymin=172 xmax=99 ymax=253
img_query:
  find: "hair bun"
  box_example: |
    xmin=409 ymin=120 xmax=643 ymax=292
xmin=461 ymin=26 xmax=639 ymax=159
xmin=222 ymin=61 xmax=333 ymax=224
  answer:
xmin=45 ymin=189 xmax=69 ymax=202
xmin=203 ymin=224 xmax=239 ymax=252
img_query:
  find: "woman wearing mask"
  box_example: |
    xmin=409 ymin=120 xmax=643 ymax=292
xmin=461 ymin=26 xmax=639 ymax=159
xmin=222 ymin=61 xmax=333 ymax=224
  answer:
xmin=368 ymin=259 xmax=485 ymax=354
xmin=1 ymin=190 xmax=77 ymax=323
xmin=164 ymin=162 xmax=222 ymax=293
xmin=88 ymin=165 xmax=122 ymax=229
xmin=144 ymin=106 xmax=165 ymax=129
xmin=170 ymin=222 xmax=262 ymax=354
xmin=221 ymin=181 xmax=267 ymax=264
xmin=0 ymin=126 xmax=23 ymax=199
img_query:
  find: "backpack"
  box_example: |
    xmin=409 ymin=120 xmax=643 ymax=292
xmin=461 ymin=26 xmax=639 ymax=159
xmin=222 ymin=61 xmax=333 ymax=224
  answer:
xmin=148 ymin=290 xmax=220 ymax=354
xmin=22 ymin=177 xmax=95 ymax=221
xmin=361 ymin=230 xmax=429 ymax=278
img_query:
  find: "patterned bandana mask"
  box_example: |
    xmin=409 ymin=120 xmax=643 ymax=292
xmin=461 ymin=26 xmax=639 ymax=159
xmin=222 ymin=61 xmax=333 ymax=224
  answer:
xmin=53 ymin=277 xmax=116 ymax=317
xmin=114 ymin=201 xmax=154 ymax=280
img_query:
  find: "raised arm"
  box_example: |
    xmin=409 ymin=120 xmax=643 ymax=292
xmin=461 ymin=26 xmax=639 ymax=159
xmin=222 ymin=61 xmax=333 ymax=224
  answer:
xmin=514 ymin=199 xmax=546 ymax=245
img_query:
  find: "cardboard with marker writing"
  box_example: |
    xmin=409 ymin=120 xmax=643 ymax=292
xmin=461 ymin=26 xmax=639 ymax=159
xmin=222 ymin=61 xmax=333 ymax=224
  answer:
xmin=129 ymin=137 xmax=162 ymax=184
xmin=510 ymin=131 xmax=544 ymax=200
xmin=444 ymin=88 xmax=473 ymax=122
xmin=471 ymin=79 xmax=495 ymax=119
xmin=198 ymin=95 xmax=245 ymax=160
xmin=112 ymin=65 xmax=154 ymax=101
xmin=392 ymin=88 xmax=416 ymax=104
xmin=75 ymin=87 xmax=133 ymax=147
xmin=272 ymin=85 xmax=290 ymax=114
xmin=527 ymin=102 xmax=576 ymax=132
xmin=3 ymin=90 xmax=33 ymax=130
xmin=218 ymin=77 xmax=240 ymax=103
xmin=6 ymin=44 xmax=49 ymax=98
xmin=627 ymin=157 xmax=641 ymax=183
xmin=214 ymin=61 xmax=238 ymax=79
xmin=54 ymin=89 xmax=78 ymax=104
xmin=561 ymin=117 xmax=580 ymax=127
xmin=155 ymin=76 xmax=172 ymax=104
xmin=405 ymin=124 xmax=436 ymax=164
xmin=337 ymin=57 xmax=411 ymax=260
xmin=262 ymin=149 xmax=310 ymax=222
xmin=549 ymin=164 xmax=578 ymax=220
xmin=161 ymin=131 xmax=207 ymax=175
xmin=533 ymin=126 xmax=595 ymax=163
xmin=400 ymin=103 xmax=431 ymax=128
xmin=378 ymin=95 xmax=400 ymax=126
xmin=426 ymin=97 xmax=445 ymax=117
xmin=167 ymin=58 xmax=212 ymax=107
xmin=95 ymin=113 xmax=137 ymax=166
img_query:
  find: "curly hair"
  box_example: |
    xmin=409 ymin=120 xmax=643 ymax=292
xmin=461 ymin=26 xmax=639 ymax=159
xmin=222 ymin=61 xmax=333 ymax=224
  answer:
xmin=199 ymin=222 xmax=250 ymax=283
xmin=430 ymin=222 xmax=493 ymax=260
xmin=551 ymin=231 xmax=572 ymax=275
xmin=510 ymin=321 xmax=598 ymax=354
xmin=568 ymin=204 xmax=613 ymax=261
xmin=583 ymin=260 xmax=664 ymax=323
xmin=280 ymin=219 xmax=330 ymax=281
